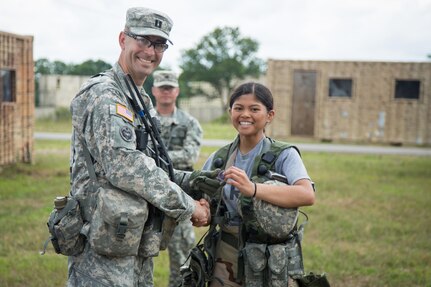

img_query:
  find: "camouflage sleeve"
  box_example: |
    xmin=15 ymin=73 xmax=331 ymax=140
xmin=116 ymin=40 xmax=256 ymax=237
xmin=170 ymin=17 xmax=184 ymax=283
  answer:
xmin=168 ymin=117 xmax=203 ymax=168
xmin=81 ymin=89 xmax=195 ymax=222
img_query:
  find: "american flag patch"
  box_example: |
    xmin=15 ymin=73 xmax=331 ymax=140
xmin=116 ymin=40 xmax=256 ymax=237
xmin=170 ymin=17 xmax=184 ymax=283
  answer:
xmin=116 ymin=104 xmax=134 ymax=122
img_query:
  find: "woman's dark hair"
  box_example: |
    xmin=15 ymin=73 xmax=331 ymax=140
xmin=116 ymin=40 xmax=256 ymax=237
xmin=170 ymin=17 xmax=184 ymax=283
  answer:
xmin=229 ymin=82 xmax=273 ymax=111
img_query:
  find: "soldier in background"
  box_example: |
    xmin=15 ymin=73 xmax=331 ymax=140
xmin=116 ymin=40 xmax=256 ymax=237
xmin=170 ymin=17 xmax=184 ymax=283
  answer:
xmin=152 ymin=70 xmax=203 ymax=287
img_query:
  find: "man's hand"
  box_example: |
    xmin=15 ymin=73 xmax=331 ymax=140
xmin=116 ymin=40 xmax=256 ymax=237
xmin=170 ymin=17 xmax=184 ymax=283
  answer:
xmin=191 ymin=199 xmax=210 ymax=227
xmin=189 ymin=169 xmax=225 ymax=198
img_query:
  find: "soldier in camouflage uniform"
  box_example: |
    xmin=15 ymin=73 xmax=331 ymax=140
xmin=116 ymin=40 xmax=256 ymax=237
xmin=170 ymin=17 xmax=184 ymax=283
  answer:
xmin=199 ymin=82 xmax=316 ymax=287
xmin=152 ymin=70 xmax=203 ymax=287
xmin=67 ymin=7 xmax=213 ymax=287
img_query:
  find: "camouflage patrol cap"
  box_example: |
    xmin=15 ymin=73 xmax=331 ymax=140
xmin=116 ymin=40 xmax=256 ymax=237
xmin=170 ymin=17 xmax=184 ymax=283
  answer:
xmin=125 ymin=7 xmax=173 ymax=44
xmin=153 ymin=70 xmax=179 ymax=87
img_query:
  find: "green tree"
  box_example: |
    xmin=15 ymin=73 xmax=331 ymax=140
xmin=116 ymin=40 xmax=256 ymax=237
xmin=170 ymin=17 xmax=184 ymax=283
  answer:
xmin=69 ymin=59 xmax=112 ymax=75
xmin=34 ymin=58 xmax=112 ymax=75
xmin=34 ymin=58 xmax=53 ymax=74
xmin=179 ymin=26 xmax=265 ymax=109
xmin=52 ymin=60 xmax=69 ymax=74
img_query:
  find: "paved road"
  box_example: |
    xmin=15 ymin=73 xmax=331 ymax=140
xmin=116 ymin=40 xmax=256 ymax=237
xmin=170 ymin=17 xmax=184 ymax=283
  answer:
xmin=35 ymin=132 xmax=431 ymax=156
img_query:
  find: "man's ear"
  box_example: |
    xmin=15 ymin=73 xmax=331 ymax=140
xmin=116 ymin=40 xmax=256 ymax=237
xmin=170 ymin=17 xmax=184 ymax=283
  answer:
xmin=119 ymin=32 xmax=126 ymax=50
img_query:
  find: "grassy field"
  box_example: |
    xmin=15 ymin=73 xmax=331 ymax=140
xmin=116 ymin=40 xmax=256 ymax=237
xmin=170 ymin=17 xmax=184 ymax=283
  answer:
xmin=34 ymin=109 xmax=239 ymax=140
xmin=1 ymin=119 xmax=430 ymax=286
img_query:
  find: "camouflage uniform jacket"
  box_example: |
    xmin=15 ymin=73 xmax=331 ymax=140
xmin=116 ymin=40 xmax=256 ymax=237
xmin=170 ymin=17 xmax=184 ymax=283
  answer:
xmin=68 ymin=62 xmax=195 ymax=287
xmin=157 ymin=108 xmax=203 ymax=171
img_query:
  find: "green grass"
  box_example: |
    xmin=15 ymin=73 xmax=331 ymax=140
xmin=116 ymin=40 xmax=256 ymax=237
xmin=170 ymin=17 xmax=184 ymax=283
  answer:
xmin=2 ymin=118 xmax=430 ymax=286
xmin=35 ymin=113 xmax=238 ymax=141
xmin=35 ymin=108 xmax=73 ymax=133
xmin=201 ymin=122 xmax=237 ymax=140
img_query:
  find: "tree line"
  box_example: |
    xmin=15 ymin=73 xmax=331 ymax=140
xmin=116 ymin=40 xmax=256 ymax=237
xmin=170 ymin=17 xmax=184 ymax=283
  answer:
xmin=35 ymin=26 xmax=265 ymax=110
xmin=35 ymin=59 xmax=112 ymax=76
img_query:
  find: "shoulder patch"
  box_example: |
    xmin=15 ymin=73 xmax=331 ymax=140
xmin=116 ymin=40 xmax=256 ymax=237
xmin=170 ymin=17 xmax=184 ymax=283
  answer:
xmin=116 ymin=103 xmax=134 ymax=122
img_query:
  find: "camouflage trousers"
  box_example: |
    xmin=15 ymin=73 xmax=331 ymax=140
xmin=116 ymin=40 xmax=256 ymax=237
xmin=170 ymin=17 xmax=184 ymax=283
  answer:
xmin=67 ymin=243 xmax=154 ymax=287
xmin=167 ymin=220 xmax=195 ymax=287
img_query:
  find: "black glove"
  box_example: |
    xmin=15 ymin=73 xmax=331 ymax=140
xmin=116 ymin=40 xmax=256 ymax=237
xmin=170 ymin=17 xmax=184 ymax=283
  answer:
xmin=189 ymin=169 xmax=224 ymax=199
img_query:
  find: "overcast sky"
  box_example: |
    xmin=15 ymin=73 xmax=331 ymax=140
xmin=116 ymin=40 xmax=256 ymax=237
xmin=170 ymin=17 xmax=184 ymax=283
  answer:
xmin=1 ymin=0 xmax=430 ymax=72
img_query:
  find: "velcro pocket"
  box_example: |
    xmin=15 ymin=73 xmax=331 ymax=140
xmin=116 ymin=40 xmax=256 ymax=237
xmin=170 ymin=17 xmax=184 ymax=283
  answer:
xmin=267 ymin=243 xmax=288 ymax=283
xmin=245 ymin=242 xmax=267 ymax=272
xmin=267 ymin=243 xmax=287 ymax=274
xmin=159 ymin=216 xmax=178 ymax=250
xmin=54 ymin=199 xmax=83 ymax=240
xmin=286 ymin=239 xmax=305 ymax=279
xmin=172 ymin=126 xmax=187 ymax=138
xmin=50 ymin=197 xmax=85 ymax=256
xmin=243 ymin=242 xmax=267 ymax=286
xmin=89 ymin=187 xmax=148 ymax=257
xmin=138 ymin=229 xmax=162 ymax=258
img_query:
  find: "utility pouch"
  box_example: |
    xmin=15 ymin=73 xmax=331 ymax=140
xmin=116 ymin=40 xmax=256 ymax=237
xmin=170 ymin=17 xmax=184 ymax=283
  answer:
xmin=298 ymin=272 xmax=330 ymax=287
xmin=138 ymin=229 xmax=162 ymax=257
xmin=137 ymin=204 xmax=165 ymax=257
xmin=159 ymin=216 xmax=178 ymax=250
xmin=43 ymin=196 xmax=85 ymax=256
xmin=89 ymin=188 xmax=148 ymax=257
xmin=243 ymin=242 xmax=267 ymax=287
xmin=267 ymin=243 xmax=288 ymax=287
xmin=286 ymin=236 xmax=305 ymax=279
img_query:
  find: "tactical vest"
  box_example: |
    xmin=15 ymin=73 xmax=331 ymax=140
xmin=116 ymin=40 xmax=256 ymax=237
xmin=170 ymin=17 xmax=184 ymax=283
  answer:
xmin=210 ymin=136 xmax=300 ymax=244
xmin=158 ymin=110 xmax=193 ymax=171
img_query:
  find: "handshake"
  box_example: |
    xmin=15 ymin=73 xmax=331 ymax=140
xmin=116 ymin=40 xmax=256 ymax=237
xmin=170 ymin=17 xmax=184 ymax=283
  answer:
xmin=187 ymin=169 xmax=225 ymax=227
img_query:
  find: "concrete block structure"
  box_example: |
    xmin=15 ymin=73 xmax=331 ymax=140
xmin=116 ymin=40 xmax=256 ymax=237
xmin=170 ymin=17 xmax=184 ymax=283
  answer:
xmin=38 ymin=74 xmax=89 ymax=108
xmin=266 ymin=60 xmax=431 ymax=145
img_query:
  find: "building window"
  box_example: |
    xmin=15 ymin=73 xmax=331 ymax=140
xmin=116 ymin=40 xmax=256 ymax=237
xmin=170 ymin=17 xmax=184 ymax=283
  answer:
xmin=395 ymin=80 xmax=420 ymax=99
xmin=0 ymin=69 xmax=16 ymax=102
xmin=329 ymin=79 xmax=352 ymax=98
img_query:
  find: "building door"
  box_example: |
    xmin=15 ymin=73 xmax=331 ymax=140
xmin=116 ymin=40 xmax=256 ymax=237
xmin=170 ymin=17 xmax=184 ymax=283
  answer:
xmin=291 ymin=70 xmax=316 ymax=136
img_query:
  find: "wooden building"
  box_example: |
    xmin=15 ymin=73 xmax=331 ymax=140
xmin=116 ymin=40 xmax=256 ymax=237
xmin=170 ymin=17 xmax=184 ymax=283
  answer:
xmin=0 ymin=31 xmax=34 ymax=165
xmin=266 ymin=60 xmax=431 ymax=145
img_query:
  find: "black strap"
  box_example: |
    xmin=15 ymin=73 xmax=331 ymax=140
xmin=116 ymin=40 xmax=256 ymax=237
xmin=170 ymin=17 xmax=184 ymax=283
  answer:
xmin=82 ymin=143 xmax=99 ymax=193
xmin=123 ymin=74 xmax=175 ymax=181
xmin=116 ymin=212 xmax=129 ymax=240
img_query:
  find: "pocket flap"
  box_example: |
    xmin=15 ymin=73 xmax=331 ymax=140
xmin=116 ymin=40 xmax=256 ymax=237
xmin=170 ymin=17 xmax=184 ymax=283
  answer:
xmin=245 ymin=242 xmax=267 ymax=272
xmin=100 ymin=189 xmax=148 ymax=228
xmin=267 ymin=244 xmax=287 ymax=274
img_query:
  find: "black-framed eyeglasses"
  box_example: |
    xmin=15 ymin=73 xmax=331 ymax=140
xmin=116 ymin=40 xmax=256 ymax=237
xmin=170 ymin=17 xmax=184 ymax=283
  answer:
xmin=124 ymin=31 xmax=169 ymax=53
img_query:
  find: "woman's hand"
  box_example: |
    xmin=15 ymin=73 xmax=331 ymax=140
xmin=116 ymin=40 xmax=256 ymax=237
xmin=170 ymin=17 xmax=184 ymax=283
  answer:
xmin=222 ymin=166 xmax=255 ymax=197
xmin=223 ymin=167 xmax=315 ymax=208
